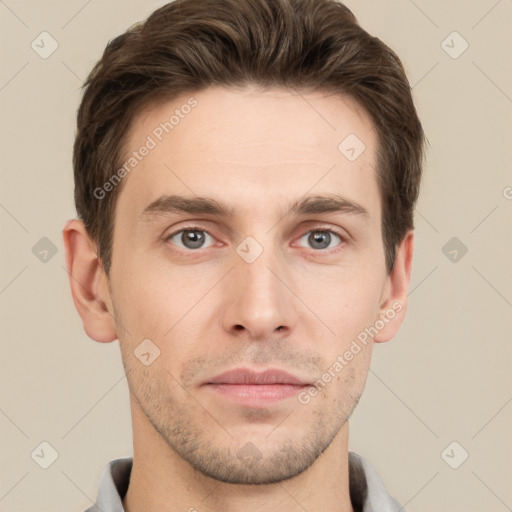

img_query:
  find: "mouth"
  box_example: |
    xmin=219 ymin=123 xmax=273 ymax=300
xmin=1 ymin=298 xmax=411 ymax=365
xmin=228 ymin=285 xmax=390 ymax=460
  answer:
xmin=202 ymin=368 xmax=311 ymax=406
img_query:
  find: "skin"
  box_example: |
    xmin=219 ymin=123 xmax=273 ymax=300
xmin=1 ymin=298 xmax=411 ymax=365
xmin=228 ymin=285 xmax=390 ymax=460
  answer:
xmin=63 ymin=85 xmax=413 ymax=512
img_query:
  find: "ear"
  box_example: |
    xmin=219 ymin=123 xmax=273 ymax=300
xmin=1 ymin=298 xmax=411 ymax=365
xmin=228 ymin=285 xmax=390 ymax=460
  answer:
xmin=62 ymin=219 xmax=118 ymax=343
xmin=373 ymin=230 xmax=414 ymax=343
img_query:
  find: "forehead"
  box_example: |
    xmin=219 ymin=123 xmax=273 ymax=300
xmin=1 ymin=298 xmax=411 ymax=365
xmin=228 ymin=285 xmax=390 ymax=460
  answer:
xmin=116 ymin=85 xmax=380 ymax=224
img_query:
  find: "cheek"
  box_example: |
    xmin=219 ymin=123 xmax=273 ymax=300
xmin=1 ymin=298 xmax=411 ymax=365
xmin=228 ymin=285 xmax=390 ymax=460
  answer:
xmin=296 ymin=266 xmax=383 ymax=341
xmin=112 ymin=254 xmax=205 ymax=339
xmin=333 ymin=350 xmax=372 ymax=408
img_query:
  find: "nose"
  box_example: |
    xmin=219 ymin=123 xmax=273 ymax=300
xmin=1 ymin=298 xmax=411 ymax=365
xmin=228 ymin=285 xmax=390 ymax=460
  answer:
xmin=221 ymin=242 xmax=298 ymax=341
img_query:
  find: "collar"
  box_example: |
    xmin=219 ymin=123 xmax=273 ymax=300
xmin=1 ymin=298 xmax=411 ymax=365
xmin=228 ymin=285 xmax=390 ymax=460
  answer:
xmin=85 ymin=451 xmax=405 ymax=512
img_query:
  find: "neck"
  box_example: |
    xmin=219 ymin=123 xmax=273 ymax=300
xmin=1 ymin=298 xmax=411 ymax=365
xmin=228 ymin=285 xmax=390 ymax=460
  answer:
xmin=123 ymin=402 xmax=354 ymax=512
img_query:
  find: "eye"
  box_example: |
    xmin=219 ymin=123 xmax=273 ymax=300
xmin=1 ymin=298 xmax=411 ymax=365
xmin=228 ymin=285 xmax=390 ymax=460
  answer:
xmin=166 ymin=227 xmax=216 ymax=250
xmin=165 ymin=226 xmax=345 ymax=252
xmin=296 ymin=229 xmax=344 ymax=251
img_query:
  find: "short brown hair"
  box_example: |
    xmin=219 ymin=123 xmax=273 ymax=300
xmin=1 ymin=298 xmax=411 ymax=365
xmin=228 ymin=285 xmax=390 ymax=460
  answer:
xmin=73 ymin=0 xmax=426 ymax=276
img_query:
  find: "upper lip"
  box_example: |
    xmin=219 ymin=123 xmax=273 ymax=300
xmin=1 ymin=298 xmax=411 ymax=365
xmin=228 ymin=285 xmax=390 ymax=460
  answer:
xmin=204 ymin=368 xmax=309 ymax=386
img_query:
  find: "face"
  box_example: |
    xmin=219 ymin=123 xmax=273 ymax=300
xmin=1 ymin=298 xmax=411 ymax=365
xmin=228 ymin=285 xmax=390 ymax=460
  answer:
xmin=105 ymin=86 xmax=395 ymax=484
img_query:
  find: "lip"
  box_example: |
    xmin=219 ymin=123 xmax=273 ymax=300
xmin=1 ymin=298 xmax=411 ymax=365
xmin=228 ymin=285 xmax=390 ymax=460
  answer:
xmin=202 ymin=368 xmax=310 ymax=407
xmin=205 ymin=368 xmax=309 ymax=386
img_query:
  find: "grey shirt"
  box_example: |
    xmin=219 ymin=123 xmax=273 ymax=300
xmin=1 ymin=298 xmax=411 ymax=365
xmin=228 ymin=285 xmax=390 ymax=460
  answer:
xmin=84 ymin=451 xmax=406 ymax=512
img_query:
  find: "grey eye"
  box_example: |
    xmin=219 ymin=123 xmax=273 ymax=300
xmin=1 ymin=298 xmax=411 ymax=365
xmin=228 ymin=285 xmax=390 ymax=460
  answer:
xmin=297 ymin=230 xmax=342 ymax=250
xmin=167 ymin=229 xmax=214 ymax=250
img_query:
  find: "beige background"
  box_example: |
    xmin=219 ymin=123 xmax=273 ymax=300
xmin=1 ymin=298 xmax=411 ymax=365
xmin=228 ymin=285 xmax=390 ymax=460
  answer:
xmin=1 ymin=0 xmax=511 ymax=511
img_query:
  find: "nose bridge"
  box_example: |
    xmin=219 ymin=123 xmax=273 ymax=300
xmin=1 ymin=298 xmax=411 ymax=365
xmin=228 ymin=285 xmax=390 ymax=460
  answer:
xmin=224 ymin=235 xmax=296 ymax=338
xmin=241 ymin=242 xmax=280 ymax=302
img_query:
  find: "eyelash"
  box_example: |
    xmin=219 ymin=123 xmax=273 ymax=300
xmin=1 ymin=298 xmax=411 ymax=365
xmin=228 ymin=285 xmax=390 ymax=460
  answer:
xmin=164 ymin=225 xmax=346 ymax=253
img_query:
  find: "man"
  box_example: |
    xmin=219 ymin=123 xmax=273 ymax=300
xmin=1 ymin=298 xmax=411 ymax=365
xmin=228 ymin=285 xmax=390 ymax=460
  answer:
xmin=63 ymin=0 xmax=426 ymax=510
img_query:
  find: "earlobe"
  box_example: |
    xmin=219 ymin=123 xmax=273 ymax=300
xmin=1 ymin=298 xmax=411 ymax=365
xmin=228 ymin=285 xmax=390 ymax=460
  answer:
xmin=62 ymin=219 xmax=118 ymax=343
xmin=373 ymin=230 xmax=414 ymax=343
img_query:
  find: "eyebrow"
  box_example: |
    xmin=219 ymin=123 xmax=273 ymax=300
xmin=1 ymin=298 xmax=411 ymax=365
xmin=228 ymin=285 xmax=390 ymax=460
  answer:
xmin=138 ymin=193 xmax=370 ymax=223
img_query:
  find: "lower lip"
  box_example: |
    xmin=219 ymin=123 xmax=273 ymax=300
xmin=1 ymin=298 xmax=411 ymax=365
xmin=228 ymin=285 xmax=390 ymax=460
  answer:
xmin=204 ymin=383 xmax=308 ymax=406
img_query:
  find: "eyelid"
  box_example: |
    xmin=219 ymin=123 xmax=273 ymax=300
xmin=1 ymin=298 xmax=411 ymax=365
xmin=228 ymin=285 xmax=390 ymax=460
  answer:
xmin=166 ymin=225 xmax=214 ymax=238
xmin=300 ymin=224 xmax=348 ymax=239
